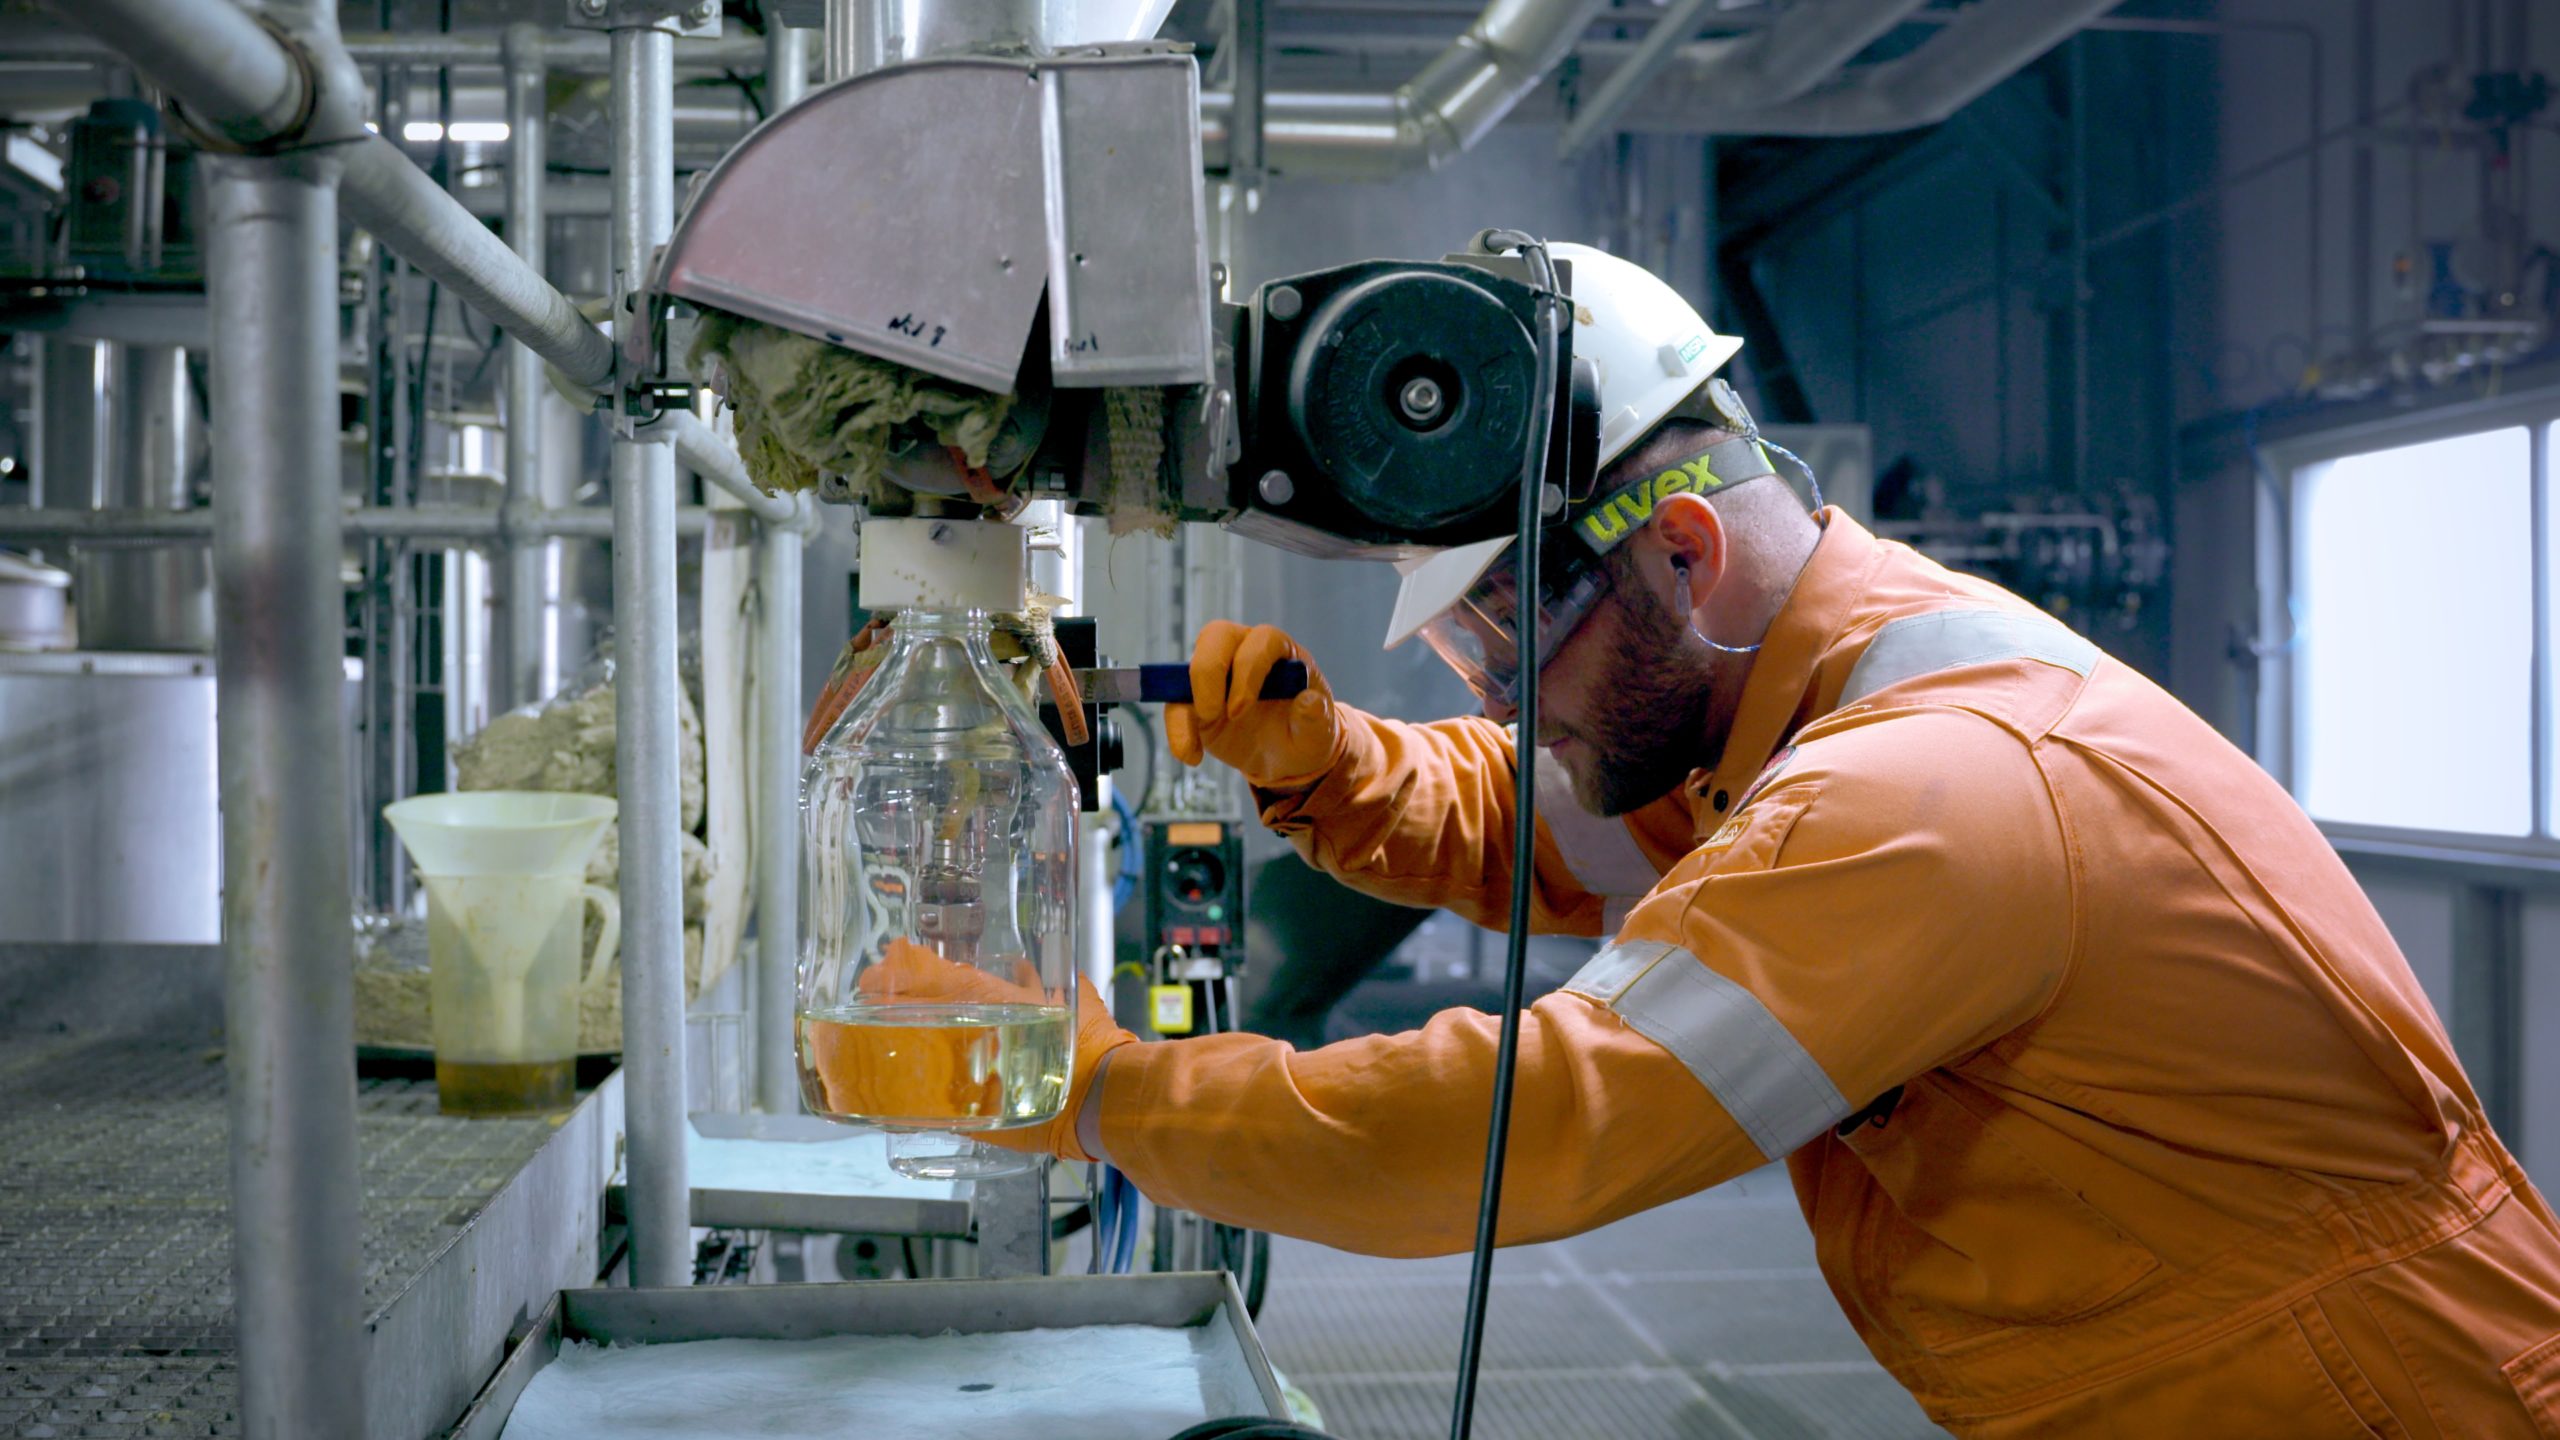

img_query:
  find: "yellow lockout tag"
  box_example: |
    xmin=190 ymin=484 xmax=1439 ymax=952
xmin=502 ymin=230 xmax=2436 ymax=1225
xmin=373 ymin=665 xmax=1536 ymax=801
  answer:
xmin=1149 ymin=985 xmax=1194 ymax=1035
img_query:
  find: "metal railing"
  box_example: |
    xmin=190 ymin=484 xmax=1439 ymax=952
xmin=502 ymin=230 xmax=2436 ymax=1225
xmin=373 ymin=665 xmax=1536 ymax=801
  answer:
xmin=28 ymin=2 xmax=818 ymax=1429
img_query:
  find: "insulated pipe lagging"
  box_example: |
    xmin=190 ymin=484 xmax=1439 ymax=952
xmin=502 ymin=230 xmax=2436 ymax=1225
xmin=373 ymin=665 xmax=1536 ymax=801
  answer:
xmin=345 ymin=136 xmax=617 ymax=388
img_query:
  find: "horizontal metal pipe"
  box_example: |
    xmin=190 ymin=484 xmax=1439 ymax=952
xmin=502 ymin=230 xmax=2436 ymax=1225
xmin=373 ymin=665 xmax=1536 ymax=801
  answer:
xmin=32 ymin=0 xmax=311 ymax=148
xmin=345 ymin=30 xmax=769 ymax=68
xmin=0 ymin=20 xmax=767 ymax=72
xmin=37 ymin=1 xmax=618 ymax=387
xmin=457 ymin=181 xmax=614 ymax=219
xmin=0 ymin=505 xmax=712 ymax=542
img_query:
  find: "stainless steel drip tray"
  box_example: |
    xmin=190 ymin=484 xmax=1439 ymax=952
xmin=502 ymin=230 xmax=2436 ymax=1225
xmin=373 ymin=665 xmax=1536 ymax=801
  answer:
xmin=446 ymin=1272 xmax=1289 ymax=1439
xmin=602 ymin=1110 xmax=976 ymax=1238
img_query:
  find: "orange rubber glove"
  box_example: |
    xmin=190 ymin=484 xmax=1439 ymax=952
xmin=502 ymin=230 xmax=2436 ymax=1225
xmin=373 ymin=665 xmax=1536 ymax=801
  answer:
xmin=1164 ymin=621 xmax=1342 ymax=790
xmin=844 ymin=939 xmax=1135 ymax=1162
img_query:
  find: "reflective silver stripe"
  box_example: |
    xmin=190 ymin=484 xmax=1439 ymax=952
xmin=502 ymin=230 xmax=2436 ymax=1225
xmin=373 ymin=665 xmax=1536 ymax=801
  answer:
xmin=1564 ymin=938 xmax=1850 ymax=1159
xmin=1840 ymin=608 xmax=2100 ymax=708
xmin=1533 ymin=745 xmax=1659 ymax=900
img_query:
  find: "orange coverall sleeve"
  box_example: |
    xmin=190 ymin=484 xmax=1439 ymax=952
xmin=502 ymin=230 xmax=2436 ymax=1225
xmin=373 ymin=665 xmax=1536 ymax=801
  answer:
xmin=1098 ymin=707 xmax=2075 ymax=1257
xmin=1254 ymin=708 xmax=1613 ymax=936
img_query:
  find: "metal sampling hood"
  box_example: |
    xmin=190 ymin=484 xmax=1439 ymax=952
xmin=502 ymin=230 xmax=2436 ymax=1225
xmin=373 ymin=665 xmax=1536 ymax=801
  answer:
xmin=651 ymin=45 xmax=1212 ymax=396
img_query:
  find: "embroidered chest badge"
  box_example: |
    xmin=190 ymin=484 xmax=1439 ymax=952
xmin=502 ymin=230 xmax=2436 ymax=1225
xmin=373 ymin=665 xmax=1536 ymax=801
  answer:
xmin=1701 ymin=745 xmax=1798 ymax=851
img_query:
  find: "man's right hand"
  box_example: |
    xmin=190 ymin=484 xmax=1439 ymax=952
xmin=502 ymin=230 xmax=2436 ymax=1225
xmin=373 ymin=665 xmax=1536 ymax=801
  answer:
xmin=1166 ymin=621 xmax=1341 ymax=790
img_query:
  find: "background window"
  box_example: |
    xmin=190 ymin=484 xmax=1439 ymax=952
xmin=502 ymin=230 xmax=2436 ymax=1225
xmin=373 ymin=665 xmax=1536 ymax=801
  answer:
xmin=2293 ymin=426 xmax=2533 ymax=836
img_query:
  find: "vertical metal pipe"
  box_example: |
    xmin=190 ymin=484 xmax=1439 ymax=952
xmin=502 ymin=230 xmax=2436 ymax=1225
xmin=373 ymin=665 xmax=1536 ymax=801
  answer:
xmin=2348 ymin=0 xmax=2375 ymax=360
xmin=364 ymin=56 xmax=411 ymax=913
xmin=502 ymin=23 xmax=549 ymax=709
xmin=2068 ymin=36 xmax=2090 ymax=494
xmin=753 ymin=502 xmax=803 ymax=1115
xmin=823 ymin=0 xmax=869 ymax=82
xmin=205 ymin=147 xmax=368 ymax=1440
xmin=766 ymin=18 xmax=808 ymax=111
xmin=2532 ymin=424 xmax=2551 ymax=840
xmin=751 ymin=7 xmax=813 ymax=1120
xmin=1231 ymin=0 xmax=1266 ymax=183
xmin=610 ymin=21 xmax=691 ymax=1288
xmin=36 ymin=336 xmax=103 ymax=520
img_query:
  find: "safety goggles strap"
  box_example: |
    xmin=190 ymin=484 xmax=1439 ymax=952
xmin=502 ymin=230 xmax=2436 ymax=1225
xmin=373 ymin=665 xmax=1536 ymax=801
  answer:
xmin=1569 ymin=437 xmax=1778 ymax=555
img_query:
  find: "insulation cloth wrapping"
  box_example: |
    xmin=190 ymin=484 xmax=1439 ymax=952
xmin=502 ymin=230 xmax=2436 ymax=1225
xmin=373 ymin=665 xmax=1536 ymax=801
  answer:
xmin=688 ymin=311 xmax=1014 ymax=499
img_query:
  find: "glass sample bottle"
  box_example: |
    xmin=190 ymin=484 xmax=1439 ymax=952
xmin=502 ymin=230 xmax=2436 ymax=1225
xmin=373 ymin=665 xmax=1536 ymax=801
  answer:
xmin=798 ymin=607 xmax=1079 ymax=1178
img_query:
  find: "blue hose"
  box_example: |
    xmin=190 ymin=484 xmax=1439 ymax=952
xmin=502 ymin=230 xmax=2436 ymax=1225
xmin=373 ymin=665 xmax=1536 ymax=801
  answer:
xmin=1109 ymin=788 xmax=1143 ymax=911
xmin=1110 ymin=1167 xmax=1142 ymax=1273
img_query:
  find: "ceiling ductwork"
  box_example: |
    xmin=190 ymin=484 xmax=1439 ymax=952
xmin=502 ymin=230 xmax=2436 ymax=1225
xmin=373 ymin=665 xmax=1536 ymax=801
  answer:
xmin=1204 ymin=0 xmax=2119 ymax=175
xmin=1555 ymin=0 xmax=1931 ymax=156
xmin=9 ymin=0 xmax=2119 ymax=186
xmin=1606 ymin=0 xmax=2124 ymax=136
xmin=1201 ymin=0 xmax=1613 ymax=180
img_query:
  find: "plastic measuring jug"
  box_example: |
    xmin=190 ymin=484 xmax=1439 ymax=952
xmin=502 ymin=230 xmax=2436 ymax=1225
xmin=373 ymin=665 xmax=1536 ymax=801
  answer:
xmin=383 ymin=791 xmax=619 ymax=1116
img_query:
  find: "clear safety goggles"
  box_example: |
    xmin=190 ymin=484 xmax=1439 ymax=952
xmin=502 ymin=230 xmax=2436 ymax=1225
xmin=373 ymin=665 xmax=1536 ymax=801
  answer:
xmin=1414 ymin=551 xmax=1613 ymax=709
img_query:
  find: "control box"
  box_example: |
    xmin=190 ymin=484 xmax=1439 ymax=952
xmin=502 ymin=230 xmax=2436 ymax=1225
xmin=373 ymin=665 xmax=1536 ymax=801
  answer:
xmin=1141 ymin=818 xmax=1246 ymax=1034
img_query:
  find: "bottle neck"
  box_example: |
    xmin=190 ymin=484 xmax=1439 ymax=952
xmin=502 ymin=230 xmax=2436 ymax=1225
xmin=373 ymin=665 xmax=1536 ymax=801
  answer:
xmin=889 ymin=609 xmax=994 ymax=641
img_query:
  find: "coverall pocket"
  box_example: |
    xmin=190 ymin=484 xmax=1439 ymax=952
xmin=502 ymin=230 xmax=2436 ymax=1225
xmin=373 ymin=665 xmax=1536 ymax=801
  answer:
xmin=1966 ymin=1306 xmax=2397 ymax=1438
xmin=1835 ymin=1072 xmax=2158 ymax=1350
xmin=2505 ymin=1329 xmax=2560 ymax=1437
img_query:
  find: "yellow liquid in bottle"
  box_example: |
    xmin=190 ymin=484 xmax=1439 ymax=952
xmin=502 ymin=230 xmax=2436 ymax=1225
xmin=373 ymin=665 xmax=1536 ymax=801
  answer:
xmin=796 ymin=1002 xmax=1071 ymax=1129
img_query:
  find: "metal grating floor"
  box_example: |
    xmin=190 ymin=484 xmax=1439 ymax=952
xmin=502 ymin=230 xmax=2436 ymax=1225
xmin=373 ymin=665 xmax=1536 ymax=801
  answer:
xmin=1251 ymin=1165 xmax=1951 ymax=1440
xmin=0 ymin=1031 xmax=563 ymax=1439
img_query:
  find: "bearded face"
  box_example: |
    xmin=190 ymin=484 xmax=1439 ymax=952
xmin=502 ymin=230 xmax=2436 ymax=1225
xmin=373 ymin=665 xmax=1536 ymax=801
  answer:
xmin=1538 ymin=553 xmax=1728 ymax=816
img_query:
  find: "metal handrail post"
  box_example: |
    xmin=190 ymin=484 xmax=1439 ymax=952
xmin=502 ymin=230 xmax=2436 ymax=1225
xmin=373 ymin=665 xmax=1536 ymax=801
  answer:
xmin=609 ymin=15 xmax=692 ymax=1289
xmin=205 ymin=142 xmax=368 ymax=1440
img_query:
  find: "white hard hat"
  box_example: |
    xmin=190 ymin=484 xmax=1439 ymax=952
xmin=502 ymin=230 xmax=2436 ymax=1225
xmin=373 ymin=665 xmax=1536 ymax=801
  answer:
xmin=1384 ymin=242 xmax=1742 ymax=651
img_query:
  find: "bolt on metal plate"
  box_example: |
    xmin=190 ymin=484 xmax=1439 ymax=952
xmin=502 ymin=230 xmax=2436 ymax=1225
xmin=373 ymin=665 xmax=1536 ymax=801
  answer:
xmin=564 ymin=0 xmax=723 ymax=35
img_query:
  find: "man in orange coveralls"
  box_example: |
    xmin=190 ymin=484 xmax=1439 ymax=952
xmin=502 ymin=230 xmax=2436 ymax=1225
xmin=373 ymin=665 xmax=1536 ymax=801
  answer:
xmin=919 ymin=243 xmax=2560 ymax=1436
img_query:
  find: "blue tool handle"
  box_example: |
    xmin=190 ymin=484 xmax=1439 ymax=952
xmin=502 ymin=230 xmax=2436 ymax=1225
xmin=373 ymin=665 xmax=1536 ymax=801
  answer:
xmin=1137 ymin=659 xmax=1311 ymax=704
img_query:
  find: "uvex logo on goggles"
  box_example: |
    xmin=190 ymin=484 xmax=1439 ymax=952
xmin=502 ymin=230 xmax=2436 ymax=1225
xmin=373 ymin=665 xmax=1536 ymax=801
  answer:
xmin=1574 ymin=438 xmax=1776 ymax=551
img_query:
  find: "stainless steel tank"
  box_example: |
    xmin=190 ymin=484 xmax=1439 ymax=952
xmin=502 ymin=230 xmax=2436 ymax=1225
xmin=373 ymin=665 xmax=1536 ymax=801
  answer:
xmin=0 ymin=650 xmax=219 ymax=943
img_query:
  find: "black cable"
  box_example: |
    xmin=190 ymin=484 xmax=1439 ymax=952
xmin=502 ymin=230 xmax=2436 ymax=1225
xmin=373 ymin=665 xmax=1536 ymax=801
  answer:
xmin=722 ymin=67 xmax=769 ymax=121
xmin=1167 ymin=237 xmax=1562 ymax=1440
xmin=1447 ymin=232 xmax=1563 ymax=1440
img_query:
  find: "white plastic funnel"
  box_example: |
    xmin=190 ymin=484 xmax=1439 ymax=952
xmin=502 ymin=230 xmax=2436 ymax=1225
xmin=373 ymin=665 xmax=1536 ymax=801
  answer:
xmin=383 ymin=791 xmax=617 ymax=878
xmin=384 ymin=791 xmax=618 ymax=1062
